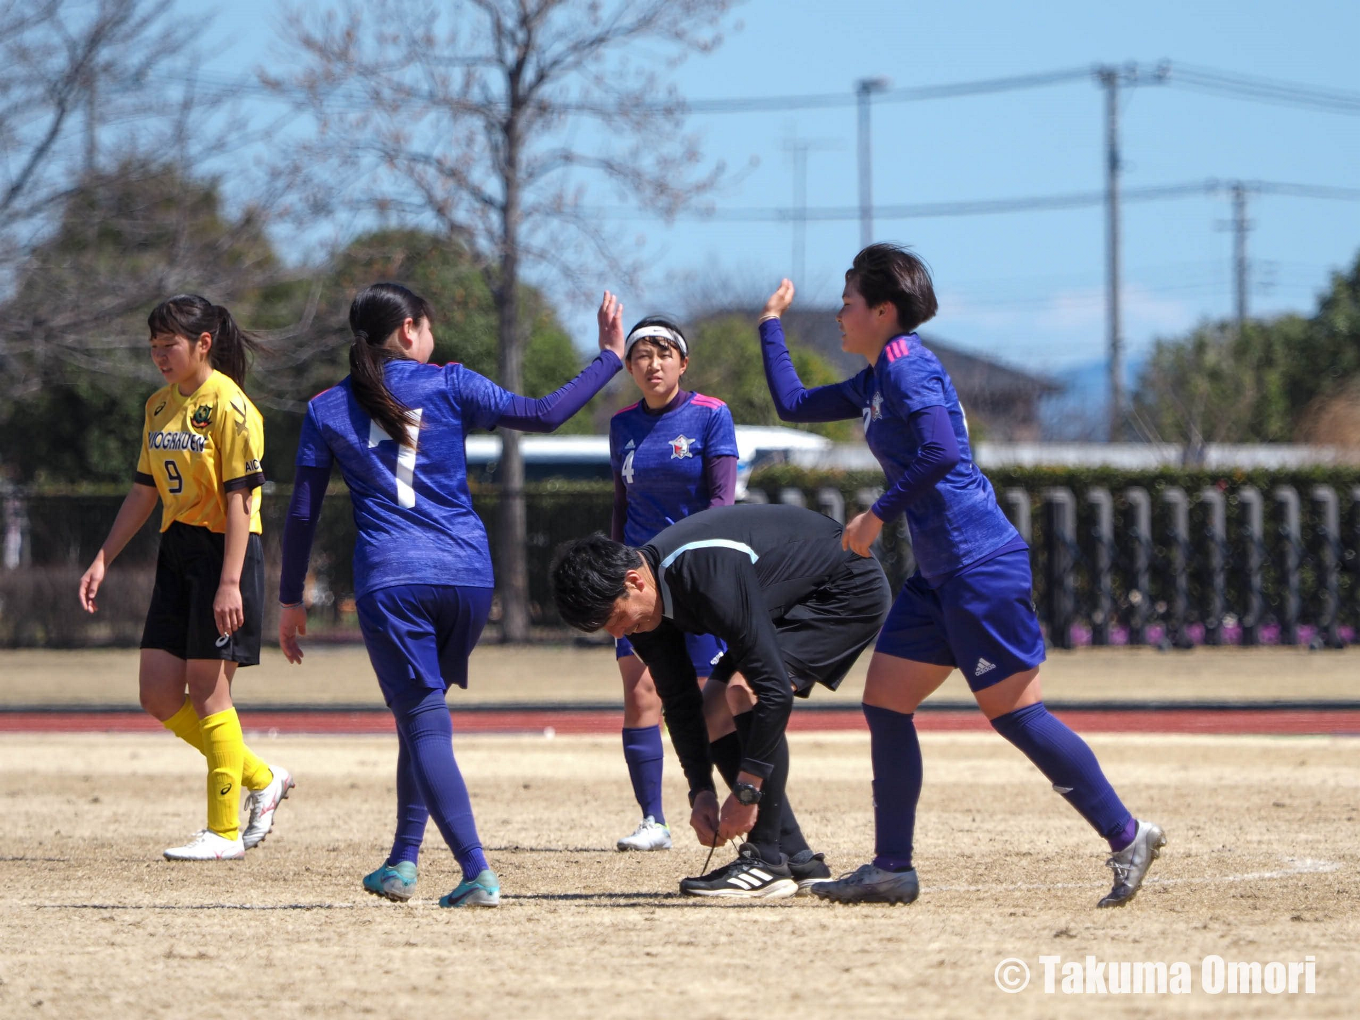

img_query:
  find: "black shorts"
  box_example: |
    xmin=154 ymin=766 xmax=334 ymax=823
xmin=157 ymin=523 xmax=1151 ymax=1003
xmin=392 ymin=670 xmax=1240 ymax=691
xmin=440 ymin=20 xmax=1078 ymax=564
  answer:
xmin=140 ymin=522 xmax=264 ymax=665
xmin=710 ymin=553 xmax=892 ymax=698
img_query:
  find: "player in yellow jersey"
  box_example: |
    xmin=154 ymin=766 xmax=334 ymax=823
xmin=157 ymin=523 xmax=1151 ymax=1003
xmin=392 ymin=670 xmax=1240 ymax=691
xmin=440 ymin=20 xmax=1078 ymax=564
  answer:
xmin=78 ymin=295 xmax=294 ymax=861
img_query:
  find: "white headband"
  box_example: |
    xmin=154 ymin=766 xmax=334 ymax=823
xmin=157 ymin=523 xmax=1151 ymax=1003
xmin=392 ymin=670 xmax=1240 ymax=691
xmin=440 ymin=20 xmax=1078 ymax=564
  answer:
xmin=624 ymin=324 xmax=688 ymax=359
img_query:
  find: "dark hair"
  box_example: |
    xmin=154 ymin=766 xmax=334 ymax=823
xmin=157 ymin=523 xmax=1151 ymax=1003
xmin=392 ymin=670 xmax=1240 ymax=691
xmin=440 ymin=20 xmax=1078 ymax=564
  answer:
xmin=626 ymin=314 xmax=688 ymax=361
xmin=550 ymin=533 xmax=644 ymax=632
xmin=844 ymin=243 xmax=938 ymax=334
xmin=348 ymin=282 xmax=433 ymax=448
xmin=147 ymin=294 xmax=261 ymax=387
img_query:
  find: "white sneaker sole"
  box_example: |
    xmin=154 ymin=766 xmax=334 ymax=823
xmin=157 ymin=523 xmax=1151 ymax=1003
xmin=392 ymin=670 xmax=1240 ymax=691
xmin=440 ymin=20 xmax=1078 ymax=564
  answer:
xmin=163 ymin=846 xmax=245 ymax=861
xmin=683 ymin=878 xmax=798 ymax=899
xmin=616 ymin=838 xmax=672 ymax=852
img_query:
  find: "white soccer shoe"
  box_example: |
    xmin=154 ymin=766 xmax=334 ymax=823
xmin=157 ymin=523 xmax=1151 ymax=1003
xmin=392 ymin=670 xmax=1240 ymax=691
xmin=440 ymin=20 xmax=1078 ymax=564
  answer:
xmin=616 ymin=816 xmax=672 ymax=852
xmin=242 ymin=765 xmax=295 ymax=850
xmin=164 ymin=829 xmax=245 ymax=861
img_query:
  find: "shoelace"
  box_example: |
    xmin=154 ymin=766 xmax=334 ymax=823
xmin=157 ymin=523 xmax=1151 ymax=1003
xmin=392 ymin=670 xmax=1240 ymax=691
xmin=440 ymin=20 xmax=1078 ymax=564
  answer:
xmin=1106 ymin=857 xmax=1131 ymax=883
xmin=695 ymin=838 xmax=740 ymax=881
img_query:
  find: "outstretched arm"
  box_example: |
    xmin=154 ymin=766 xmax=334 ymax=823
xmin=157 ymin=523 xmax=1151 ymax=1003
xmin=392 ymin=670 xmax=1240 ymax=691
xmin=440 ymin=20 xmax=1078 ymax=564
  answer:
xmin=759 ymin=280 xmax=865 ymax=423
xmin=495 ymin=290 xmax=626 ymax=433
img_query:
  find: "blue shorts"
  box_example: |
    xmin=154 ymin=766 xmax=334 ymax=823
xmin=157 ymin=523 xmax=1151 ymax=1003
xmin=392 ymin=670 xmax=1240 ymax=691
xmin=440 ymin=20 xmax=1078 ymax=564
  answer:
xmin=356 ymin=584 xmax=493 ymax=707
xmin=874 ymin=548 xmax=1046 ymax=692
xmin=616 ymin=632 xmax=726 ymax=678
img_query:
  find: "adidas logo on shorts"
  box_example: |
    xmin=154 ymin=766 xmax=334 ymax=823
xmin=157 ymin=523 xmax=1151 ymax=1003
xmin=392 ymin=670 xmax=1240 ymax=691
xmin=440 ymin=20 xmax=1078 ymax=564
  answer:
xmin=974 ymin=657 xmax=997 ymax=677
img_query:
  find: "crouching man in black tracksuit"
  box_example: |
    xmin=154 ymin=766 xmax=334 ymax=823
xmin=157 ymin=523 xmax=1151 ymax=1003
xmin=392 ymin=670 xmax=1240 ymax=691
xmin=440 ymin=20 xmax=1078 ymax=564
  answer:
xmin=550 ymin=503 xmax=891 ymax=898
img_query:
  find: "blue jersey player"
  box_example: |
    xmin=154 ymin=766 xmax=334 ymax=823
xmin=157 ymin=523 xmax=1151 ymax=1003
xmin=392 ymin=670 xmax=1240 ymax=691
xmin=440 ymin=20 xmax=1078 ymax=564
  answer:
xmin=277 ymin=283 xmax=626 ymax=907
xmin=608 ymin=314 xmax=737 ymax=851
xmin=758 ymin=245 xmax=1165 ymax=909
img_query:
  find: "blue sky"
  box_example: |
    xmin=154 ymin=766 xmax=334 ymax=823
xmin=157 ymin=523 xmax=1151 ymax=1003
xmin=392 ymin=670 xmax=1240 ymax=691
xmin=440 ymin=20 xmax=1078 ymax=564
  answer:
xmin=191 ymin=0 xmax=1360 ymax=379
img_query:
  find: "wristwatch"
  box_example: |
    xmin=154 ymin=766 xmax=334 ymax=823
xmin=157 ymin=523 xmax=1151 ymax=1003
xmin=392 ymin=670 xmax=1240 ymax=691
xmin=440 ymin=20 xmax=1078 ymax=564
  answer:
xmin=733 ymin=782 xmax=763 ymax=806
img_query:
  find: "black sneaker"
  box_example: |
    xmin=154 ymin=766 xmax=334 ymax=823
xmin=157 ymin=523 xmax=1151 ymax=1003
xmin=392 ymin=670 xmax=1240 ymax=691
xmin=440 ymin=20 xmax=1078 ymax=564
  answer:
xmin=788 ymin=849 xmax=832 ymax=896
xmin=679 ymin=843 xmax=798 ymax=899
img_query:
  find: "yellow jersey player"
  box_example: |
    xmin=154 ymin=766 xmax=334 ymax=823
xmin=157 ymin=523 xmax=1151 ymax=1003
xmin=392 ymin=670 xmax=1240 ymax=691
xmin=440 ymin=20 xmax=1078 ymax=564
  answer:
xmin=79 ymin=295 xmax=294 ymax=861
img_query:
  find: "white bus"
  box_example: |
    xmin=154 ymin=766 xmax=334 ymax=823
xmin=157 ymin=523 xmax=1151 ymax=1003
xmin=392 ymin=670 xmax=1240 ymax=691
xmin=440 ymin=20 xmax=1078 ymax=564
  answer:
xmin=464 ymin=426 xmax=832 ymax=499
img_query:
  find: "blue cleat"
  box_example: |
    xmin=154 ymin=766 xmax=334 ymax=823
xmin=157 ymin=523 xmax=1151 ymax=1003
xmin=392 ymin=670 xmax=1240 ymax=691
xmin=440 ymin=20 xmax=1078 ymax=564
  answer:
xmin=439 ymin=868 xmax=501 ymax=908
xmin=363 ymin=861 xmax=418 ymax=902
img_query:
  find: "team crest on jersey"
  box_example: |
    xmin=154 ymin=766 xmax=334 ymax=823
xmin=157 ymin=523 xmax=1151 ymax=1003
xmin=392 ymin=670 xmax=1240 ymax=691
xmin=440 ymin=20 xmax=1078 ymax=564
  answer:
xmin=190 ymin=404 xmax=213 ymax=430
xmin=870 ymin=391 xmax=884 ymax=421
xmin=670 ymin=434 xmax=694 ymax=459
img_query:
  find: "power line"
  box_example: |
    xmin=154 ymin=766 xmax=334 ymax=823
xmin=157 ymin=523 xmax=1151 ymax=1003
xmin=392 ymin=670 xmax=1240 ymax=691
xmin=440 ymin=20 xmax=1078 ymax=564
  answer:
xmin=1168 ymin=63 xmax=1360 ymax=116
xmin=587 ymin=178 xmax=1360 ymax=223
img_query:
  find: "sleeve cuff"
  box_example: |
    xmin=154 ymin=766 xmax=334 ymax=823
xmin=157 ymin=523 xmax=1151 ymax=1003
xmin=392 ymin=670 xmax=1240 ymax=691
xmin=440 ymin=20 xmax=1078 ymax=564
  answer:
xmin=738 ymin=757 xmax=774 ymax=780
xmin=223 ymin=472 xmax=266 ymax=493
xmin=133 ymin=471 xmax=155 ymax=487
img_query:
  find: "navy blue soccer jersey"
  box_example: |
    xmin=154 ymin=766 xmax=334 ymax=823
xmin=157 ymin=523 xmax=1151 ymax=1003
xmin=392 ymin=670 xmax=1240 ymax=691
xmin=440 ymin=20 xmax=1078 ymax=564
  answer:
xmin=609 ymin=393 xmax=739 ymax=546
xmin=295 ymin=359 xmax=511 ymax=597
xmin=760 ymin=322 xmax=1018 ymax=579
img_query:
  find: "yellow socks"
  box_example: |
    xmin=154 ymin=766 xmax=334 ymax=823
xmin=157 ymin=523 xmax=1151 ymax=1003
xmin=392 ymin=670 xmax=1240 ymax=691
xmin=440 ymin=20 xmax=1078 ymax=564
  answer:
xmin=161 ymin=697 xmax=273 ymax=791
xmin=199 ymin=708 xmax=246 ymax=841
xmin=162 ymin=698 xmax=206 ymax=752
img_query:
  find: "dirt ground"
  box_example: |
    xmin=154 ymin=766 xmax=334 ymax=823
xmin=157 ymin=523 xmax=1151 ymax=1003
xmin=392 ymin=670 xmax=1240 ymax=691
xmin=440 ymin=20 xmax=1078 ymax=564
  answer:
xmin=0 ymin=730 xmax=1356 ymax=1019
xmin=4 ymin=644 xmax=1360 ymax=707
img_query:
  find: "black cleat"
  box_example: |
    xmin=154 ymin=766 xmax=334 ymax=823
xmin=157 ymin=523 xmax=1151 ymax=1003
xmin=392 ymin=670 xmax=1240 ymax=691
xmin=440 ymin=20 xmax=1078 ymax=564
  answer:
xmin=788 ymin=849 xmax=832 ymax=896
xmin=810 ymin=862 xmax=920 ymax=905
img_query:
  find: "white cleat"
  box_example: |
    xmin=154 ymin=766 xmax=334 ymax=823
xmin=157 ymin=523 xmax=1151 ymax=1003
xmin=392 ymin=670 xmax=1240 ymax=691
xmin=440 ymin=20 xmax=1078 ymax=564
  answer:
xmin=164 ymin=829 xmax=245 ymax=861
xmin=616 ymin=816 xmax=672 ymax=852
xmin=242 ymin=766 xmax=295 ymax=850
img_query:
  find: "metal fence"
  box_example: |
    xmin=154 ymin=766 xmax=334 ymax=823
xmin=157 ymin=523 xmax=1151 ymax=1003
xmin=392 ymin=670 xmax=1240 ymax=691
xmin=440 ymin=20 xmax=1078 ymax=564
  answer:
xmin=3 ymin=481 xmax=1358 ymax=648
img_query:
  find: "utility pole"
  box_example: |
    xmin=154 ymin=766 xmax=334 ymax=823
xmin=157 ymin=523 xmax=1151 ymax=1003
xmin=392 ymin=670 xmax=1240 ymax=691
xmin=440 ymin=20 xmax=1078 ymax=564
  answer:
xmin=1231 ymin=181 xmax=1250 ymax=340
xmin=855 ymin=77 xmax=890 ymax=250
xmin=1094 ymin=61 xmax=1168 ymax=442
xmin=783 ymin=133 xmax=838 ymax=284
xmin=85 ymin=66 xmax=98 ymax=175
xmin=1096 ymin=66 xmax=1125 ymax=443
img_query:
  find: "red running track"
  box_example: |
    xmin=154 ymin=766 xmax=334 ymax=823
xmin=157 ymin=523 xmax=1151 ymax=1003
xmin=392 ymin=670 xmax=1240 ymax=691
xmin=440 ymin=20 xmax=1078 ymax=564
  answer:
xmin=2 ymin=709 xmax=1358 ymax=736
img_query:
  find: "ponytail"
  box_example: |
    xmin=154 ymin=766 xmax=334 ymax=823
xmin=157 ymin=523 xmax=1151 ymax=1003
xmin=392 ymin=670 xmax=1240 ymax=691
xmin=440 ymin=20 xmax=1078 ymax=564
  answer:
xmin=210 ymin=305 xmax=262 ymax=386
xmin=347 ymin=283 xmax=432 ymax=449
xmin=147 ymin=294 xmax=262 ymax=387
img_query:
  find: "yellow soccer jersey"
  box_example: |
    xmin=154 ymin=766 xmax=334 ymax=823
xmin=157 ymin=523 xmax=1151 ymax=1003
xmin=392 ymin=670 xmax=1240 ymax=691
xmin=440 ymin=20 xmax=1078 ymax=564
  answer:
xmin=134 ymin=370 xmax=265 ymax=534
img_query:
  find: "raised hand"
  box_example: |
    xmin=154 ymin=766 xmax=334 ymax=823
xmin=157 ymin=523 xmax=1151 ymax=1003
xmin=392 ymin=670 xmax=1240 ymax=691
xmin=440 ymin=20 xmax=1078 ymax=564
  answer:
xmin=597 ymin=290 xmax=625 ymax=358
xmin=761 ymin=278 xmax=795 ymax=320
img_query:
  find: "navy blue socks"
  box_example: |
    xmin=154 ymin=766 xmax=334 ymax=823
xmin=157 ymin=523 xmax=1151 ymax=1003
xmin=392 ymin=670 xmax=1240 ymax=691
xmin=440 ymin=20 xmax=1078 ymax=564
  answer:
xmin=862 ymin=704 xmax=922 ymax=873
xmin=391 ymin=688 xmax=488 ymax=881
xmin=388 ymin=725 xmax=428 ymax=867
xmin=989 ymin=702 xmax=1134 ymax=849
xmin=622 ymin=725 xmax=666 ymax=825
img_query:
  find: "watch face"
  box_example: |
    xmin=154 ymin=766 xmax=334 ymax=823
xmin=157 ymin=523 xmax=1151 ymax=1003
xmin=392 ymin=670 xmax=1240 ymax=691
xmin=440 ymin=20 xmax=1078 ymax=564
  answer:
xmin=736 ymin=785 xmax=760 ymax=805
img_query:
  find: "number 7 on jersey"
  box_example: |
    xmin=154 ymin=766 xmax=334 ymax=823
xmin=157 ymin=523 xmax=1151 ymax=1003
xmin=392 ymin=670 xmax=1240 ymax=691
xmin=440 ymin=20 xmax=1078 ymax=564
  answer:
xmin=368 ymin=409 xmax=423 ymax=509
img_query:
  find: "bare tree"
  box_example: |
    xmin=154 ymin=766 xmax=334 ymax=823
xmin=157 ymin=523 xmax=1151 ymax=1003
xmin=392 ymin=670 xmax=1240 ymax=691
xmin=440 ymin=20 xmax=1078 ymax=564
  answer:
xmin=0 ymin=0 xmax=308 ymax=406
xmin=269 ymin=0 xmax=737 ymax=641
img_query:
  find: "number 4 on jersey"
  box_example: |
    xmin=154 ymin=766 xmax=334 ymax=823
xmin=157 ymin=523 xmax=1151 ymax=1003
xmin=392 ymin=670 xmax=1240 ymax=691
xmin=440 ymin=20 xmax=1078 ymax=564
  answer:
xmin=368 ymin=409 xmax=423 ymax=509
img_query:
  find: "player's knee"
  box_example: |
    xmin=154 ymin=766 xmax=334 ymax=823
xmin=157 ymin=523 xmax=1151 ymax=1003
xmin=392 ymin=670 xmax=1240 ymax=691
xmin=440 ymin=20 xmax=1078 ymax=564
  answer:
xmin=725 ymin=678 xmax=756 ymax=714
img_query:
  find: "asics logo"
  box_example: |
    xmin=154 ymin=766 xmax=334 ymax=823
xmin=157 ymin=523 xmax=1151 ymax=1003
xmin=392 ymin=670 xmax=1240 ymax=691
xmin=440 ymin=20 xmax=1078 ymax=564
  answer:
xmin=219 ymin=783 xmax=233 ymax=796
xmin=726 ymin=868 xmax=773 ymax=890
xmin=215 ymin=634 xmax=230 ymax=648
xmin=974 ymin=658 xmax=997 ymax=677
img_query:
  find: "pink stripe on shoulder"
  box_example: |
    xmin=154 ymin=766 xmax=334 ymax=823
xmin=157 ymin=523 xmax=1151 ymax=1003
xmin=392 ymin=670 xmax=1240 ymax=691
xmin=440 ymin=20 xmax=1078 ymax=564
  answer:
xmin=310 ymin=386 xmax=334 ymax=401
xmin=613 ymin=402 xmax=640 ymax=416
xmin=691 ymin=393 xmax=726 ymax=408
